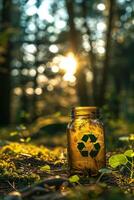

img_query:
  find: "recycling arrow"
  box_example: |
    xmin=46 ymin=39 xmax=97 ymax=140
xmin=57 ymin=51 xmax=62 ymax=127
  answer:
xmin=77 ymin=133 xmax=100 ymax=158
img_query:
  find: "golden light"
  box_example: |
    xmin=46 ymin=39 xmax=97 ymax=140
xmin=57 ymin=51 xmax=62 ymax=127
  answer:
xmin=26 ymin=87 xmax=34 ymax=95
xmin=63 ymin=74 xmax=76 ymax=82
xmin=29 ymin=68 xmax=36 ymax=77
xmin=59 ymin=52 xmax=77 ymax=82
xmin=59 ymin=53 xmax=77 ymax=74
xmin=37 ymin=65 xmax=45 ymax=73
xmin=21 ymin=68 xmax=29 ymax=76
xmin=47 ymin=84 xmax=54 ymax=91
xmin=13 ymin=87 xmax=22 ymax=96
xmin=49 ymin=44 xmax=59 ymax=53
xmin=11 ymin=69 xmax=19 ymax=76
xmin=36 ymin=74 xmax=48 ymax=86
xmin=51 ymin=65 xmax=59 ymax=73
xmin=86 ymin=71 xmax=93 ymax=82
xmin=97 ymin=22 xmax=106 ymax=31
xmin=97 ymin=46 xmax=105 ymax=54
xmin=35 ymin=87 xmax=42 ymax=95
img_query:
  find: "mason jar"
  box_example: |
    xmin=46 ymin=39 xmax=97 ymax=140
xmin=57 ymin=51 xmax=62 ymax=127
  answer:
xmin=67 ymin=107 xmax=106 ymax=175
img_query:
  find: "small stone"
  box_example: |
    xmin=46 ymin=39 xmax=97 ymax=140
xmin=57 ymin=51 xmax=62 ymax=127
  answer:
xmin=4 ymin=191 xmax=22 ymax=200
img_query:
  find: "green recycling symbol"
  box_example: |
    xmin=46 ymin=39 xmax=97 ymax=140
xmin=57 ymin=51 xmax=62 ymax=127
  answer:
xmin=77 ymin=133 xmax=100 ymax=158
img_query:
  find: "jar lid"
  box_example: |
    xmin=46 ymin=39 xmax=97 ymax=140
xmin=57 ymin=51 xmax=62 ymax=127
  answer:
xmin=71 ymin=106 xmax=99 ymax=117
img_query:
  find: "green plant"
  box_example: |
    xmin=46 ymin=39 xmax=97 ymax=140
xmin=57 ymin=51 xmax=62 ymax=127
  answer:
xmin=119 ymin=134 xmax=134 ymax=149
xmin=96 ymin=168 xmax=112 ymax=183
xmin=69 ymin=175 xmax=80 ymax=183
xmin=40 ymin=165 xmax=51 ymax=172
xmin=109 ymin=150 xmax=134 ymax=179
xmin=9 ymin=125 xmax=31 ymax=143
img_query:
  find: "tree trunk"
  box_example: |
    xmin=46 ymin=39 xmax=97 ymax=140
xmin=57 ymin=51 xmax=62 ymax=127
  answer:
xmin=81 ymin=0 xmax=98 ymax=105
xmin=0 ymin=0 xmax=11 ymax=125
xmin=32 ymin=0 xmax=41 ymax=120
xmin=112 ymin=69 xmax=121 ymax=118
xmin=99 ymin=0 xmax=115 ymax=106
xmin=65 ymin=0 xmax=89 ymax=105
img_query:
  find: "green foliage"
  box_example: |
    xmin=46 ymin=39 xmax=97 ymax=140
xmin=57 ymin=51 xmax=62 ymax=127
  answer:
xmin=10 ymin=131 xmax=18 ymax=136
xmin=119 ymin=134 xmax=134 ymax=143
xmin=109 ymin=154 xmax=128 ymax=168
xmin=0 ymin=142 xmax=66 ymax=184
xmin=109 ymin=150 xmax=134 ymax=179
xmin=68 ymin=184 xmax=131 ymax=200
xmin=99 ymin=168 xmax=112 ymax=174
xmin=96 ymin=168 xmax=112 ymax=183
xmin=124 ymin=150 xmax=134 ymax=157
xmin=69 ymin=175 xmax=80 ymax=183
xmin=0 ymin=136 xmax=133 ymax=199
xmin=105 ymin=119 xmax=134 ymax=151
xmin=9 ymin=125 xmax=31 ymax=143
xmin=40 ymin=165 xmax=51 ymax=172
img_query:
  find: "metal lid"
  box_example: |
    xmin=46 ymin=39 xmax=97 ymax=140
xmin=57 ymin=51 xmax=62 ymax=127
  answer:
xmin=71 ymin=106 xmax=99 ymax=117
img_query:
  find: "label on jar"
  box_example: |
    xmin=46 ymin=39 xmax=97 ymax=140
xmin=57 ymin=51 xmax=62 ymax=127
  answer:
xmin=77 ymin=132 xmax=101 ymax=158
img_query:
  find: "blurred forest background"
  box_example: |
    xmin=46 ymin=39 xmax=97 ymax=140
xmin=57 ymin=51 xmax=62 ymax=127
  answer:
xmin=0 ymin=0 xmax=134 ymax=125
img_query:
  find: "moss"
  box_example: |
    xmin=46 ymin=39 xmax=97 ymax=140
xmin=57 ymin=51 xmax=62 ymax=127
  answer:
xmin=0 ymin=142 xmax=66 ymax=187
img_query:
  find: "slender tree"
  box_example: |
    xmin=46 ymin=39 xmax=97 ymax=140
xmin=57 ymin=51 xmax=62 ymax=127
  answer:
xmin=0 ymin=0 xmax=12 ymax=125
xmin=81 ymin=0 xmax=98 ymax=105
xmin=99 ymin=0 xmax=115 ymax=106
xmin=66 ymin=0 xmax=89 ymax=105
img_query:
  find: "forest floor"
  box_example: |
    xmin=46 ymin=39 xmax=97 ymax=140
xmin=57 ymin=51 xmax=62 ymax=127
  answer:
xmin=0 ymin=117 xmax=134 ymax=200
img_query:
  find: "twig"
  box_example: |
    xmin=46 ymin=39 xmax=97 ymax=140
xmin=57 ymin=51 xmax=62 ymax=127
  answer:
xmin=7 ymin=181 xmax=17 ymax=191
xmin=96 ymin=173 xmax=104 ymax=183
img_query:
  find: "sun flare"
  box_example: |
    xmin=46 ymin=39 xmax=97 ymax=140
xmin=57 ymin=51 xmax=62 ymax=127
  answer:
xmin=59 ymin=52 xmax=77 ymax=81
xmin=59 ymin=53 xmax=77 ymax=74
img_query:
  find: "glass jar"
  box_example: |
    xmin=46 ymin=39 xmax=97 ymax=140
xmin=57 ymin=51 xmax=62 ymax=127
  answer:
xmin=67 ymin=107 xmax=106 ymax=175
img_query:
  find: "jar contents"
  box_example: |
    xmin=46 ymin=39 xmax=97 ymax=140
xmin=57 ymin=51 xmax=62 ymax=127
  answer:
xmin=67 ymin=107 xmax=106 ymax=175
